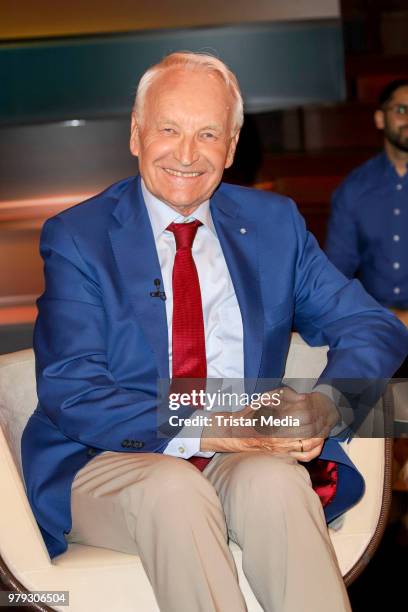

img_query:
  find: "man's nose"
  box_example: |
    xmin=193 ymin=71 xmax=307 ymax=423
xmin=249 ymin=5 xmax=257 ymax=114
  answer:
xmin=175 ymin=136 xmax=199 ymax=166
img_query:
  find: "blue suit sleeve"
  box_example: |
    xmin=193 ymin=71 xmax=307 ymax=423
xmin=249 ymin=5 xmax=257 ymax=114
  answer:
xmin=290 ymin=202 xmax=408 ymax=380
xmin=325 ymin=182 xmax=361 ymax=278
xmin=34 ymin=216 xmax=168 ymax=453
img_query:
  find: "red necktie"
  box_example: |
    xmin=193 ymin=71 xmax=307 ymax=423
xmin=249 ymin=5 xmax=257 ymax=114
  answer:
xmin=167 ymin=220 xmax=207 ymax=380
xmin=167 ymin=220 xmax=211 ymax=471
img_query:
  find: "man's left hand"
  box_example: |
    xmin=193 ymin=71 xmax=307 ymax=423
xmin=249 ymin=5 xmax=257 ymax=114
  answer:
xmin=254 ymin=388 xmax=340 ymax=461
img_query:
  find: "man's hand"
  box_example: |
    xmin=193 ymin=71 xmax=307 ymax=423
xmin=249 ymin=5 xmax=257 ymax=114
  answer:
xmin=199 ymin=387 xmax=339 ymax=462
xmin=256 ymin=387 xmax=340 ymax=439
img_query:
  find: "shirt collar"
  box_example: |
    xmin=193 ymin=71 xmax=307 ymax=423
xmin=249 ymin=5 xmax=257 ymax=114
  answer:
xmin=381 ymin=150 xmax=408 ymax=179
xmin=141 ymin=178 xmax=216 ymax=239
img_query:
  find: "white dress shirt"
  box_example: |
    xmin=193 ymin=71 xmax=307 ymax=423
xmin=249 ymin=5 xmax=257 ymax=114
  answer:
xmin=141 ymin=180 xmax=244 ymax=458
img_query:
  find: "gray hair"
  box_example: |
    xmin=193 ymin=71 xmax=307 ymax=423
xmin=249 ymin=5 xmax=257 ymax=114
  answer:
xmin=133 ymin=51 xmax=244 ymax=133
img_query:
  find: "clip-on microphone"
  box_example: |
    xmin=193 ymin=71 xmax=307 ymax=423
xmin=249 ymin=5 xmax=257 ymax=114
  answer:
xmin=150 ymin=278 xmax=166 ymax=301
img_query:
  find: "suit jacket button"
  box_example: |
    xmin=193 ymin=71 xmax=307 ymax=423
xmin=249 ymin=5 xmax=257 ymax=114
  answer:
xmin=133 ymin=441 xmax=144 ymax=449
xmin=121 ymin=439 xmax=130 ymax=448
xmin=87 ymin=448 xmax=97 ymax=457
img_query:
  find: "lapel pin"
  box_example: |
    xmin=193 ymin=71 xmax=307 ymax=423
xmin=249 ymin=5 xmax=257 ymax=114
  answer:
xmin=240 ymin=228 xmax=247 ymax=234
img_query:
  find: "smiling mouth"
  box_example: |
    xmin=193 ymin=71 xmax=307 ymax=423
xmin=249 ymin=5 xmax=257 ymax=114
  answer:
xmin=163 ymin=168 xmax=203 ymax=178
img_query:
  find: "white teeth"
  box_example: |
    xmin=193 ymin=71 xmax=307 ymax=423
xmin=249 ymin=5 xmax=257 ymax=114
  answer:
xmin=164 ymin=168 xmax=201 ymax=177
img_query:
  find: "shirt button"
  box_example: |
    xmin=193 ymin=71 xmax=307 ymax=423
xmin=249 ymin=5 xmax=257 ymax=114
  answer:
xmin=393 ymin=234 xmax=400 ymax=242
xmin=396 ymin=184 xmax=402 ymax=190
xmin=393 ymin=262 xmax=401 ymax=270
xmin=178 ymin=446 xmax=185 ymax=454
xmin=394 ymin=208 xmax=401 ymax=215
xmin=393 ymin=287 xmax=401 ymax=295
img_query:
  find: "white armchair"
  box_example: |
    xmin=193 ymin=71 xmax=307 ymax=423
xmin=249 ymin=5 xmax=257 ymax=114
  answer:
xmin=0 ymin=334 xmax=392 ymax=611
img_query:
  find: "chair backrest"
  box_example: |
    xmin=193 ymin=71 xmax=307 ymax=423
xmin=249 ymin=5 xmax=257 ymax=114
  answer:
xmin=0 ymin=349 xmax=37 ymax=478
xmin=0 ymin=350 xmax=52 ymax=573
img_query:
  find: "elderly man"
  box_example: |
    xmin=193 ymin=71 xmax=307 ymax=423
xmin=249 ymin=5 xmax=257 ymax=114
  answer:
xmin=22 ymin=53 xmax=407 ymax=612
xmin=326 ymin=79 xmax=408 ymax=330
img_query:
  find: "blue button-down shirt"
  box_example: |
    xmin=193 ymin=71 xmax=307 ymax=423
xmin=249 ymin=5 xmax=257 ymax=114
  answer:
xmin=325 ymin=152 xmax=408 ymax=308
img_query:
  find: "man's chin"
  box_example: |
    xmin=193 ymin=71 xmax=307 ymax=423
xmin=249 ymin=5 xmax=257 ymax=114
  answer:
xmin=158 ymin=185 xmax=215 ymax=212
xmin=387 ymin=134 xmax=408 ymax=154
xmin=396 ymin=141 xmax=408 ymax=153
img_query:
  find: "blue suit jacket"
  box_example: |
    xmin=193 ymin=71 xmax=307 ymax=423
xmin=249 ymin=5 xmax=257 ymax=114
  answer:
xmin=22 ymin=177 xmax=408 ymax=559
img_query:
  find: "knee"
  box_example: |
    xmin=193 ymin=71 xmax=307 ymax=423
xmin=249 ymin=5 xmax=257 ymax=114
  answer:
xmin=229 ymin=453 xmax=312 ymax=503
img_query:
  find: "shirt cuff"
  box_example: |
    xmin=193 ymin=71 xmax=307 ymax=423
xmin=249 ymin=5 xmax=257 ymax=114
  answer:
xmin=162 ymin=411 xmax=215 ymax=459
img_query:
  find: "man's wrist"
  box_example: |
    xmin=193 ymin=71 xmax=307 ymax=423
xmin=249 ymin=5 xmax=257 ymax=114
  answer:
xmin=313 ymin=384 xmax=353 ymax=437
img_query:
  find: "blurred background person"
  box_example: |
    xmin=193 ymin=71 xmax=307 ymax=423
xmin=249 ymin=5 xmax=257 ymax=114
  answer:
xmin=325 ymin=79 xmax=408 ymax=336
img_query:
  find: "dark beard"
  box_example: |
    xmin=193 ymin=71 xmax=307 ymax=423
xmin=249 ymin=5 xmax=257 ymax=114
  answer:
xmin=384 ymin=125 xmax=408 ymax=153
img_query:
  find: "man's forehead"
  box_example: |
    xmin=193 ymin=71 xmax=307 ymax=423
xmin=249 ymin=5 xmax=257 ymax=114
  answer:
xmin=148 ymin=66 xmax=229 ymax=98
xmin=145 ymin=68 xmax=233 ymax=122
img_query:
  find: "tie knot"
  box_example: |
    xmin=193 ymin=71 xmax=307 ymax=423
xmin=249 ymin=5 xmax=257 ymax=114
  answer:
xmin=167 ymin=219 xmax=202 ymax=250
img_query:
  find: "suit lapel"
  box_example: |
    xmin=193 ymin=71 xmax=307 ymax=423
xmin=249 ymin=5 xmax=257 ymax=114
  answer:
xmin=109 ymin=177 xmax=169 ymax=379
xmin=211 ymin=189 xmax=264 ymax=390
xmin=109 ymin=180 xmax=264 ymax=385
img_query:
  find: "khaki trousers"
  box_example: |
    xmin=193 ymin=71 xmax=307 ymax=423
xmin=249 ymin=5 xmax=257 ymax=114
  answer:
xmin=67 ymin=451 xmax=351 ymax=612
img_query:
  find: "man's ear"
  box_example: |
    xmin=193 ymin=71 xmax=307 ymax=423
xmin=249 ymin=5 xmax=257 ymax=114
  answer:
xmin=130 ymin=112 xmax=140 ymax=157
xmin=225 ymin=130 xmax=240 ymax=169
xmin=374 ymin=109 xmax=385 ymax=131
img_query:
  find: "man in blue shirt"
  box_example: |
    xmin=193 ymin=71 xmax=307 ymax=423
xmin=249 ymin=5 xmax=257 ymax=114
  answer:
xmin=325 ymin=79 xmax=408 ymax=326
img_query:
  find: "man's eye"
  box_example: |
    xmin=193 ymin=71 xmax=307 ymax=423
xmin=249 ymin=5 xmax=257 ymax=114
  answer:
xmin=162 ymin=128 xmax=176 ymax=134
xmin=201 ymin=132 xmax=216 ymax=140
xmin=396 ymin=105 xmax=408 ymax=115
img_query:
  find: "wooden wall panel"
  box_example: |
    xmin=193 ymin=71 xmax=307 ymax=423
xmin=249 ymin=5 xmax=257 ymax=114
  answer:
xmin=0 ymin=1 xmax=340 ymax=40
xmin=0 ymin=228 xmax=43 ymax=302
xmin=303 ymin=103 xmax=383 ymax=150
xmin=0 ymin=195 xmax=90 ymax=324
